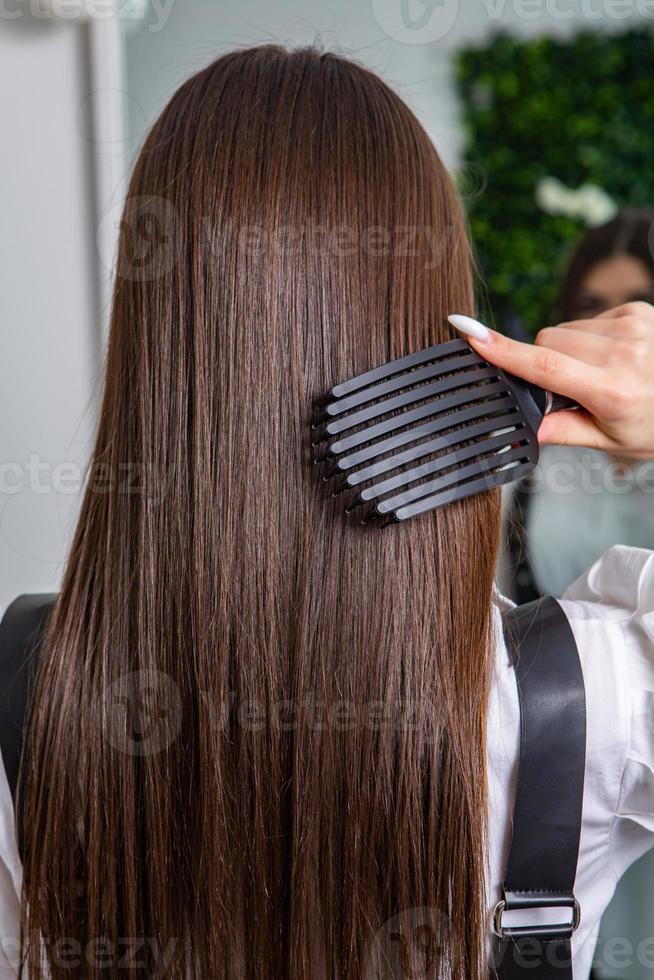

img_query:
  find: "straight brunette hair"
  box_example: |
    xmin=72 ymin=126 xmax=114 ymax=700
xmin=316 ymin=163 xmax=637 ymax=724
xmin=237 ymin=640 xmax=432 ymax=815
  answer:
xmin=20 ymin=46 xmax=501 ymax=979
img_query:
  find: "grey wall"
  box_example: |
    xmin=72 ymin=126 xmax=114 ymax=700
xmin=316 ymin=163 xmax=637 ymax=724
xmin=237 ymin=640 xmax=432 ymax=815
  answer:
xmin=0 ymin=18 xmax=102 ymax=613
xmin=124 ymin=0 xmax=654 ymax=168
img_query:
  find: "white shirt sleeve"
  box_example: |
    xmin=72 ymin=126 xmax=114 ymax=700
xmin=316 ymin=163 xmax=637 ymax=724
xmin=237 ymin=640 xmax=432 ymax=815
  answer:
xmin=0 ymin=752 xmax=22 ymax=977
xmin=562 ymin=545 xmax=654 ymax=880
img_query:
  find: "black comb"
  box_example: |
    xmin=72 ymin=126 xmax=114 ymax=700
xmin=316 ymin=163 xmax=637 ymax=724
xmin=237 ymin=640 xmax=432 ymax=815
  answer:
xmin=311 ymin=338 xmax=576 ymax=526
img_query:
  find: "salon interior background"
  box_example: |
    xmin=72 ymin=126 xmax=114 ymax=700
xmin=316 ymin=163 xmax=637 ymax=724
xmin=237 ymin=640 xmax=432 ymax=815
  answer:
xmin=2 ymin=2 xmax=654 ymax=978
xmin=4 ymin=0 xmax=654 ymax=608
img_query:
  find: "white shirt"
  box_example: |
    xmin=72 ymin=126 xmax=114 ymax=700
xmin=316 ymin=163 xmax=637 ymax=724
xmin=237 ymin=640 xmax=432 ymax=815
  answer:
xmin=488 ymin=544 xmax=654 ymax=978
xmin=0 ymin=545 xmax=654 ymax=978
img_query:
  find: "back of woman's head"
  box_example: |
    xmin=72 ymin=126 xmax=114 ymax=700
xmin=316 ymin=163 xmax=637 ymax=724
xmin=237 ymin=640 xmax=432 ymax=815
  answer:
xmin=22 ymin=46 xmax=501 ymax=979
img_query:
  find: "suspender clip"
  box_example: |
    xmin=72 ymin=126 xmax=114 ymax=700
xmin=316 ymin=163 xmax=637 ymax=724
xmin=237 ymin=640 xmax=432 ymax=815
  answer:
xmin=492 ymin=893 xmax=581 ymax=941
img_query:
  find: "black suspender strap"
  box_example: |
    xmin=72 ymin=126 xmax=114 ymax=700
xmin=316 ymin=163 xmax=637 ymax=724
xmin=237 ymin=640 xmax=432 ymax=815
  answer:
xmin=493 ymin=596 xmax=586 ymax=980
xmin=0 ymin=593 xmax=57 ymax=860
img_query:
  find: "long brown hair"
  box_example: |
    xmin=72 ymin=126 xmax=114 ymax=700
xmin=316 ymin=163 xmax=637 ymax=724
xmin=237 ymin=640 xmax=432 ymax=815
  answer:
xmin=20 ymin=46 xmax=501 ymax=979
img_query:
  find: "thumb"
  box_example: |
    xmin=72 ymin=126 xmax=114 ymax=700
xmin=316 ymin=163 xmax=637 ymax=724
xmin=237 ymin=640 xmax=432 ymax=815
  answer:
xmin=538 ymin=410 xmax=609 ymax=451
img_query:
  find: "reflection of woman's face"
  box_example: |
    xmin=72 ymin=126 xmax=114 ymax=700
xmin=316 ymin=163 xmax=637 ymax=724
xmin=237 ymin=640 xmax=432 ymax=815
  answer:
xmin=572 ymin=254 xmax=654 ymax=318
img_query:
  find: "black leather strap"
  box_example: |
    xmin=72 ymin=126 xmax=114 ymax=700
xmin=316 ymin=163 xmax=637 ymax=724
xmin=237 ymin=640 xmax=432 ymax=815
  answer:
xmin=0 ymin=594 xmax=57 ymax=859
xmin=493 ymin=596 xmax=586 ymax=979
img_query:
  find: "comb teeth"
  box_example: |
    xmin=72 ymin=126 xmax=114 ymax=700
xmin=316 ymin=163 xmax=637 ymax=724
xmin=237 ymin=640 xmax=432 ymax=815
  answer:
xmin=313 ymin=338 xmax=540 ymax=526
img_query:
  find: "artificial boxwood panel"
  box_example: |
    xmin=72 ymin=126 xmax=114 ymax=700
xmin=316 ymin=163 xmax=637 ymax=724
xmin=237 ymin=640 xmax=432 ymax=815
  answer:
xmin=455 ymin=28 xmax=654 ymax=336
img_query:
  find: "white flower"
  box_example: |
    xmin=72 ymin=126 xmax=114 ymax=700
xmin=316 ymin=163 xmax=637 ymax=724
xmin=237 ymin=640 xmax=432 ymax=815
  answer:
xmin=577 ymin=185 xmax=619 ymax=227
xmin=535 ymin=177 xmax=618 ymax=227
xmin=535 ymin=177 xmax=569 ymax=215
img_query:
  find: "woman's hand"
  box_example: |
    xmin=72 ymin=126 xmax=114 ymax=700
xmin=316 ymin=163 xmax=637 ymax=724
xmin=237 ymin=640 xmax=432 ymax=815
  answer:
xmin=449 ymin=302 xmax=654 ymax=460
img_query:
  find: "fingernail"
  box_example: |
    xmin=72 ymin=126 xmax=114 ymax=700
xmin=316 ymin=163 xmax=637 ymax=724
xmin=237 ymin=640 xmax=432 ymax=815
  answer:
xmin=447 ymin=314 xmax=491 ymax=342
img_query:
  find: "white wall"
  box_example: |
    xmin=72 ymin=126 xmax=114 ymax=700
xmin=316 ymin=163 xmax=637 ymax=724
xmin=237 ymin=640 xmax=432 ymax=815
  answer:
xmin=123 ymin=0 xmax=654 ymax=168
xmin=122 ymin=0 xmax=464 ymax=166
xmin=0 ymin=17 xmax=104 ymax=611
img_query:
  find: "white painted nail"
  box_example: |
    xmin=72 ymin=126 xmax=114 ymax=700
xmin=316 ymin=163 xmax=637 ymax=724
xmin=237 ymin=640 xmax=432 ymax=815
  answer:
xmin=447 ymin=314 xmax=491 ymax=342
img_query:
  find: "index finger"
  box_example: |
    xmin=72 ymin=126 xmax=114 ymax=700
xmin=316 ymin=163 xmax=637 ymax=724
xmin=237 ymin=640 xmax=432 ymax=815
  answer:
xmin=449 ymin=321 xmax=604 ymax=413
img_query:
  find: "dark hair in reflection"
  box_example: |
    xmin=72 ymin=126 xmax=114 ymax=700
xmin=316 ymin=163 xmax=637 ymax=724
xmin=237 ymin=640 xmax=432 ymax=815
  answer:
xmin=19 ymin=46 xmax=501 ymax=979
xmin=559 ymin=207 xmax=654 ymax=320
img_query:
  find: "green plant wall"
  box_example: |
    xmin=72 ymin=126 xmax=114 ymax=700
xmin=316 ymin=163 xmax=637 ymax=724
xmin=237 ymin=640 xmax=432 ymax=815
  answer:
xmin=455 ymin=28 xmax=654 ymax=336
